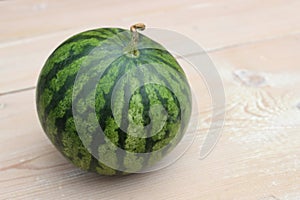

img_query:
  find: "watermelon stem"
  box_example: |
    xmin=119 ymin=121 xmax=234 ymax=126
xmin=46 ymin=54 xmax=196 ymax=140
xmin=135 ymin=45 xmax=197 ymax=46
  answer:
xmin=128 ymin=23 xmax=145 ymax=56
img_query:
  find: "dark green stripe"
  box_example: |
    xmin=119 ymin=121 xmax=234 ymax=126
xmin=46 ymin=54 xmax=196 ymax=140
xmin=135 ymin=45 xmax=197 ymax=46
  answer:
xmin=88 ymin=56 xmax=130 ymax=163
xmin=144 ymin=53 xmax=191 ymax=111
xmin=93 ymin=28 xmax=124 ymax=37
xmin=116 ymin=59 xmax=141 ymax=151
xmin=59 ymin=35 xmax=106 ymax=49
xmin=60 ymin=28 xmax=124 ymax=48
xmin=152 ymin=86 xmax=180 ymax=145
xmin=145 ymin=50 xmax=189 ymax=93
xmin=140 ymin=48 xmax=182 ymax=73
xmin=37 ymin=44 xmax=96 ymax=110
xmin=43 ymin=56 xmax=103 ymax=123
xmin=95 ymin=56 xmax=128 ymax=126
xmin=155 ymin=86 xmax=181 ymax=123
xmin=41 ymin=37 xmax=103 ymax=77
xmin=118 ymin=79 xmax=131 ymax=149
xmin=140 ymin=58 xmax=173 ymax=94
xmin=135 ymin=56 xmax=178 ymax=153
xmin=44 ymin=73 xmax=76 ymax=119
xmin=140 ymin=48 xmax=191 ymax=102
xmin=137 ymin=67 xmax=152 ymax=152
xmin=41 ymin=42 xmax=94 ymax=81
xmin=136 ymin=61 xmax=182 ymax=154
xmin=93 ymin=28 xmax=127 ymax=45
xmin=122 ymin=59 xmax=148 ymax=152
xmin=42 ymin=47 xmax=121 ymax=117
xmin=137 ymin=34 xmax=166 ymax=51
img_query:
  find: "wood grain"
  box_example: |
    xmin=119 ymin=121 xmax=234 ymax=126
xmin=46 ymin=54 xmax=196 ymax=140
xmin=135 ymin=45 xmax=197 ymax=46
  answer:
xmin=0 ymin=0 xmax=299 ymax=199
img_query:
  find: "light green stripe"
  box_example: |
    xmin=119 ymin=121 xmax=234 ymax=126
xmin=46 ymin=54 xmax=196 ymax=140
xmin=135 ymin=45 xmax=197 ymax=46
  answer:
xmin=45 ymin=87 xmax=73 ymax=139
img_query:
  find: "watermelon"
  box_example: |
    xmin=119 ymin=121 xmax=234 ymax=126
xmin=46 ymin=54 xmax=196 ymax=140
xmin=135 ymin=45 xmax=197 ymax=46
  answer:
xmin=36 ymin=24 xmax=192 ymax=175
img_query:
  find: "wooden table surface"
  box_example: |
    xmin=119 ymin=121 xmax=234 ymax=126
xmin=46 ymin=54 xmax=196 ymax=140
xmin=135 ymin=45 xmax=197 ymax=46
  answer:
xmin=1 ymin=0 xmax=299 ymax=199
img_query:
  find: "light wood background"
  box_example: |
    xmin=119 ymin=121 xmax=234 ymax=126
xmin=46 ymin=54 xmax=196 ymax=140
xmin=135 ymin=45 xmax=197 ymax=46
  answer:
xmin=1 ymin=0 xmax=299 ymax=199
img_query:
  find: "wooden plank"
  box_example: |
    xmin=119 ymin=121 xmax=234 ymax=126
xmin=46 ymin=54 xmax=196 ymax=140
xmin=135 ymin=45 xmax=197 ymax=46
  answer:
xmin=1 ymin=35 xmax=299 ymax=199
xmin=1 ymin=0 xmax=300 ymax=46
xmin=1 ymin=0 xmax=300 ymax=93
xmin=211 ymin=34 xmax=300 ymax=92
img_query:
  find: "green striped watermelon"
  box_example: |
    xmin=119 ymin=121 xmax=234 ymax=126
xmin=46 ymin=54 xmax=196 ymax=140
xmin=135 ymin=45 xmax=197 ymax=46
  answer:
xmin=36 ymin=24 xmax=192 ymax=175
